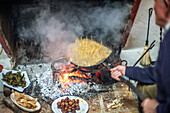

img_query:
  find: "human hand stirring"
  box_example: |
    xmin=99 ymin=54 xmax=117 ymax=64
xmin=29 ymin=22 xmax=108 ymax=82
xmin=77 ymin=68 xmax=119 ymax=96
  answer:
xmin=110 ymin=65 xmax=126 ymax=81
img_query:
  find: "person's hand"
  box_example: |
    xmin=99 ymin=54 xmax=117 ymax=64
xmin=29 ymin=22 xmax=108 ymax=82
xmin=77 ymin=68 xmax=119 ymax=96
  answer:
xmin=110 ymin=65 xmax=126 ymax=81
xmin=141 ymin=98 xmax=159 ymax=113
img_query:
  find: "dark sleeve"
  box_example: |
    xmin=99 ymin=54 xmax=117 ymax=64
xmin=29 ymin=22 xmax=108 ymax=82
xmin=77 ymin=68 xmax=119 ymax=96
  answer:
xmin=157 ymin=102 xmax=170 ymax=113
xmin=125 ymin=66 xmax=156 ymax=84
xmin=156 ymin=30 xmax=170 ymax=113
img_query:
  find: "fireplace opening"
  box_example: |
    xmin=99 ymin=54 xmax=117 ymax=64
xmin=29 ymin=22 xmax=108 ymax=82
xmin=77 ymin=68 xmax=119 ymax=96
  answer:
xmin=0 ymin=1 xmax=143 ymax=113
xmin=0 ymin=0 xmax=134 ymax=103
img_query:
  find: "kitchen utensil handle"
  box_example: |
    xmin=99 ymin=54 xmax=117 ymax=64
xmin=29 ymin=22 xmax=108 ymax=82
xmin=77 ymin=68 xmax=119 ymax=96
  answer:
xmin=102 ymin=62 xmax=114 ymax=69
xmin=146 ymin=8 xmax=153 ymax=46
xmin=149 ymin=8 xmax=153 ymax=17
xmin=119 ymin=76 xmax=146 ymax=101
xmin=76 ymin=66 xmax=106 ymax=73
xmin=133 ymin=40 xmax=155 ymax=66
xmin=120 ymin=59 xmax=128 ymax=66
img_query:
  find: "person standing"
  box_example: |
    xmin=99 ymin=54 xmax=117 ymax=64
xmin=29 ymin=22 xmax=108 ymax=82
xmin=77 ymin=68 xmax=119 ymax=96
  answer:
xmin=110 ymin=0 xmax=170 ymax=113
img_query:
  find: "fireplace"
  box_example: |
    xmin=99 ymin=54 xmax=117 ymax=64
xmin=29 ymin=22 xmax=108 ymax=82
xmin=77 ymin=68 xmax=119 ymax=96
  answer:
xmin=0 ymin=1 xmax=143 ymax=113
xmin=1 ymin=0 xmax=133 ymax=100
xmin=0 ymin=0 xmax=133 ymax=66
xmin=0 ymin=0 xmax=133 ymax=100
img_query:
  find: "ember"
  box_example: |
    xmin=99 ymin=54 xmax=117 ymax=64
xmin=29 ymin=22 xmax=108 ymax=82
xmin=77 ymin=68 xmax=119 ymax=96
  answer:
xmin=58 ymin=72 xmax=88 ymax=88
xmin=15 ymin=57 xmax=118 ymax=101
xmin=51 ymin=57 xmax=91 ymax=88
xmin=34 ymin=66 xmax=89 ymax=99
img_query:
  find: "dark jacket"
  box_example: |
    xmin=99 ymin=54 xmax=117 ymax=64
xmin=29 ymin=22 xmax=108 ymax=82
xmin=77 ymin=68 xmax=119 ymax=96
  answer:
xmin=125 ymin=28 xmax=170 ymax=113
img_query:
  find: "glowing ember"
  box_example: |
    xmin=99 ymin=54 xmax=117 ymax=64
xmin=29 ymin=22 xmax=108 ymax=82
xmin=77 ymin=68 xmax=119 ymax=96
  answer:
xmin=58 ymin=72 xmax=88 ymax=88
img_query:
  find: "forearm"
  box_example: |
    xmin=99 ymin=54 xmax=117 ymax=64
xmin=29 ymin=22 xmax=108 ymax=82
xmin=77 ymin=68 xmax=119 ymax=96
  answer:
xmin=125 ymin=66 xmax=156 ymax=84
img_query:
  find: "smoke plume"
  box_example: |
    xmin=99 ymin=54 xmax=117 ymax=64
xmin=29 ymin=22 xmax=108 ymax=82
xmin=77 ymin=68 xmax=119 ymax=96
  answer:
xmin=19 ymin=1 xmax=130 ymax=61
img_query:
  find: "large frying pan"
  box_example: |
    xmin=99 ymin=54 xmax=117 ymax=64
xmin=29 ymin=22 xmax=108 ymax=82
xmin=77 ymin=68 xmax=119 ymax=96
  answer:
xmin=67 ymin=40 xmax=146 ymax=102
xmin=68 ymin=42 xmax=127 ymax=73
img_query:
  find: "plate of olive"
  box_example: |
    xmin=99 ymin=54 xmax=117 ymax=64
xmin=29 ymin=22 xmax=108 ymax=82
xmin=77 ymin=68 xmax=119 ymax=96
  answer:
xmin=0 ymin=69 xmax=30 ymax=92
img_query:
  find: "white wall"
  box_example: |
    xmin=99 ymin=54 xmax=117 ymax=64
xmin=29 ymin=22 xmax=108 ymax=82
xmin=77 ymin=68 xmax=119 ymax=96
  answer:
xmin=125 ymin=0 xmax=161 ymax=49
xmin=121 ymin=0 xmax=161 ymax=66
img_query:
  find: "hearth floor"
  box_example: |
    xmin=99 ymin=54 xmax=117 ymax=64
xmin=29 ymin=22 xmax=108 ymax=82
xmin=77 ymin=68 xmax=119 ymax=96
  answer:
xmin=0 ymin=82 xmax=140 ymax=113
xmin=86 ymin=82 xmax=139 ymax=113
xmin=0 ymin=61 xmax=140 ymax=113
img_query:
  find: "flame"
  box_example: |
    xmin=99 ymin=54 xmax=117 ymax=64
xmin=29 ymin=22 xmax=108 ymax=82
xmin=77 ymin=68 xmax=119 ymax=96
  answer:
xmin=95 ymin=72 xmax=100 ymax=80
xmin=58 ymin=71 xmax=87 ymax=88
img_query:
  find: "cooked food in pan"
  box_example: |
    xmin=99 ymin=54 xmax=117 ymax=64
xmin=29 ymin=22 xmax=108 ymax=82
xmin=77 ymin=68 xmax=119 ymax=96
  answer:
xmin=14 ymin=91 xmax=38 ymax=109
xmin=67 ymin=38 xmax=112 ymax=67
xmin=57 ymin=97 xmax=80 ymax=113
xmin=2 ymin=71 xmax=26 ymax=87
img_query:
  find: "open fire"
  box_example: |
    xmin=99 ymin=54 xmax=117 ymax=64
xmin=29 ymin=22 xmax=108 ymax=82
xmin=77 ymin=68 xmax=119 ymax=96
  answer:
xmin=51 ymin=57 xmax=105 ymax=89
xmin=17 ymin=57 xmax=123 ymax=102
xmin=52 ymin=57 xmax=127 ymax=86
xmin=52 ymin=58 xmax=96 ymax=89
xmin=58 ymin=71 xmax=88 ymax=88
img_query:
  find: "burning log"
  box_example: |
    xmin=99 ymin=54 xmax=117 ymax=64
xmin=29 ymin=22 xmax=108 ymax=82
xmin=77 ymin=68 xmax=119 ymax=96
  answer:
xmin=69 ymin=76 xmax=92 ymax=83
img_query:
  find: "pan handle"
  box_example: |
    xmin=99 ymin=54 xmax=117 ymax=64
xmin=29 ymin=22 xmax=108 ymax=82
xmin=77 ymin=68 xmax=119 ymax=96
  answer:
xmin=102 ymin=58 xmax=127 ymax=69
xmin=119 ymin=76 xmax=146 ymax=101
xmin=118 ymin=58 xmax=127 ymax=66
xmin=73 ymin=66 xmax=106 ymax=73
xmin=102 ymin=62 xmax=114 ymax=69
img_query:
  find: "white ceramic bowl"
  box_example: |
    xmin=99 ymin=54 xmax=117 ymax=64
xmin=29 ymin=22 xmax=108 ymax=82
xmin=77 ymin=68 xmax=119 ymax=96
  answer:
xmin=10 ymin=93 xmax=41 ymax=112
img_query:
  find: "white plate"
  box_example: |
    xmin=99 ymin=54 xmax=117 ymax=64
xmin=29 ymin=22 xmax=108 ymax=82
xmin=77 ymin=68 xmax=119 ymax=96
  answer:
xmin=10 ymin=93 xmax=41 ymax=112
xmin=0 ymin=69 xmax=30 ymax=92
xmin=52 ymin=96 xmax=89 ymax=113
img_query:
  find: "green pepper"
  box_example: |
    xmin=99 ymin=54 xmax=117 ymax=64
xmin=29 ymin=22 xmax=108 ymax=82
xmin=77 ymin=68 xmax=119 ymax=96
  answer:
xmin=2 ymin=71 xmax=27 ymax=87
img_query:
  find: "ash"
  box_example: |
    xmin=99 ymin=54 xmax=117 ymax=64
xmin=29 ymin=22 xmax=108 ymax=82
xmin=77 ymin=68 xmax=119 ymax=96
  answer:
xmin=16 ymin=63 xmax=89 ymax=100
xmin=36 ymin=71 xmax=88 ymax=99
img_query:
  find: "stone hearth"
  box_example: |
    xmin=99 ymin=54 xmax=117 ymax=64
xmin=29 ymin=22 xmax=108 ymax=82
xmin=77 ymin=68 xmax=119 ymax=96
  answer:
xmin=0 ymin=55 xmax=140 ymax=113
xmin=0 ymin=52 xmax=140 ymax=113
xmin=0 ymin=63 xmax=139 ymax=113
xmin=0 ymin=82 xmax=139 ymax=113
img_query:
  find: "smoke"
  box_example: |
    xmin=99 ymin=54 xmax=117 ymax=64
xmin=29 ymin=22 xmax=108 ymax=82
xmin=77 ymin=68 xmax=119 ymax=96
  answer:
xmin=34 ymin=10 xmax=78 ymax=61
xmin=18 ymin=1 xmax=130 ymax=61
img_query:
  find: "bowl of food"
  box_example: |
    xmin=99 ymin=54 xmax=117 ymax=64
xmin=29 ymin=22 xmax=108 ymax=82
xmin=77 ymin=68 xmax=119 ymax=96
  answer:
xmin=10 ymin=91 xmax=41 ymax=112
xmin=0 ymin=69 xmax=30 ymax=92
xmin=52 ymin=96 xmax=89 ymax=113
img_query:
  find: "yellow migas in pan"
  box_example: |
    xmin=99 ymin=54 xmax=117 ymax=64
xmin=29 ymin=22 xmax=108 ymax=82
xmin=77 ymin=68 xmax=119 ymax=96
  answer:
xmin=67 ymin=38 xmax=146 ymax=101
xmin=67 ymin=37 xmax=112 ymax=67
xmin=66 ymin=37 xmax=125 ymax=73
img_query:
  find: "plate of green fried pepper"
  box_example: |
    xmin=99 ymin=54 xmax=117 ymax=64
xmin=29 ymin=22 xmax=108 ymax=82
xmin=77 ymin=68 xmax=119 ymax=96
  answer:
xmin=0 ymin=69 xmax=30 ymax=92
